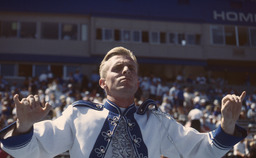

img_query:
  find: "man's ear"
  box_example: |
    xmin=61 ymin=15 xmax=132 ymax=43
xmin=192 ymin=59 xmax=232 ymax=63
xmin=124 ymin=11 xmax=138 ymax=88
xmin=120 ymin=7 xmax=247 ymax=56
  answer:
xmin=99 ymin=78 xmax=106 ymax=89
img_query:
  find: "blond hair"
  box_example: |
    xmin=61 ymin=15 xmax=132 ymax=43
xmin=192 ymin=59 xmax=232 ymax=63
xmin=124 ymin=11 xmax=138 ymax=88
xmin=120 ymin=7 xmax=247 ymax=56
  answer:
xmin=99 ymin=46 xmax=138 ymax=78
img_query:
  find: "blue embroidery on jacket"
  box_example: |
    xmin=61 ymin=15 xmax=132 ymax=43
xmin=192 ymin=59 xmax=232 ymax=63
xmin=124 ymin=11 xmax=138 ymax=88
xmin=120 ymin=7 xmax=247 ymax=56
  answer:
xmin=89 ymin=100 xmax=148 ymax=158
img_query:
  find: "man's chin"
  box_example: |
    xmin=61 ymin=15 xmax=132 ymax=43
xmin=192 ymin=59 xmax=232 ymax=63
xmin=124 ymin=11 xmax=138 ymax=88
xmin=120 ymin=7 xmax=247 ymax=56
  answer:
xmin=116 ymin=86 xmax=137 ymax=93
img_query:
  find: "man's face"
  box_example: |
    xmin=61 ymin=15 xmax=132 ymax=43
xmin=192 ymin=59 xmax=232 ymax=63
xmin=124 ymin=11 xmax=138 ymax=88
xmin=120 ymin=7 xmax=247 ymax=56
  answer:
xmin=100 ymin=55 xmax=139 ymax=99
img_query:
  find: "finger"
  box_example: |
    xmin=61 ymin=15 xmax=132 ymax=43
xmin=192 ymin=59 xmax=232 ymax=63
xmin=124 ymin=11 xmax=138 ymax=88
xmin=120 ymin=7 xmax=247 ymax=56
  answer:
xmin=222 ymin=94 xmax=233 ymax=104
xmin=231 ymin=94 xmax=239 ymax=103
xmin=28 ymin=95 xmax=36 ymax=109
xmin=42 ymin=102 xmax=52 ymax=114
xmin=34 ymin=95 xmax=42 ymax=107
xmin=239 ymin=91 xmax=246 ymax=101
xmin=21 ymin=98 xmax=30 ymax=106
xmin=13 ymin=94 xmax=21 ymax=105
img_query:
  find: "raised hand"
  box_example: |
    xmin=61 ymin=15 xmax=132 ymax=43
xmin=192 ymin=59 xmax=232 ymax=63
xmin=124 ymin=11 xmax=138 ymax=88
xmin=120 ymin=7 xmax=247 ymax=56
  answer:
xmin=221 ymin=91 xmax=246 ymax=135
xmin=13 ymin=94 xmax=52 ymax=133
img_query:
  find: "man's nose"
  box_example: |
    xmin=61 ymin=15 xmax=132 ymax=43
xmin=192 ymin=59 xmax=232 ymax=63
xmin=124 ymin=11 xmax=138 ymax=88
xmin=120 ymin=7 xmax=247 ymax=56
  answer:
xmin=123 ymin=66 xmax=130 ymax=74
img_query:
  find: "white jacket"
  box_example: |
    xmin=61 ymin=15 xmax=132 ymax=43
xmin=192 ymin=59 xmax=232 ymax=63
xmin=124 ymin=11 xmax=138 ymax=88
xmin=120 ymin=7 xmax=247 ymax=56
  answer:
xmin=0 ymin=99 xmax=247 ymax=158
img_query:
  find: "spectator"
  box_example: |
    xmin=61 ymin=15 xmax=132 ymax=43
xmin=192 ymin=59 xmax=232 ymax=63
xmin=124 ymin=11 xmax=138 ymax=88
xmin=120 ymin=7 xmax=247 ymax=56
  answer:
xmin=248 ymin=141 xmax=256 ymax=158
xmin=169 ymin=83 xmax=178 ymax=110
xmin=140 ymin=76 xmax=150 ymax=99
xmin=233 ymin=139 xmax=248 ymax=158
xmin=159 ymin=97 xmax=171 ymax=113
xmin=39 ymin=71 xmax=48 ymax=83
xmin=186 ymin=108 xmax=203 ymax=132
xmin=247 ymin=103 xmax=256 ymax=121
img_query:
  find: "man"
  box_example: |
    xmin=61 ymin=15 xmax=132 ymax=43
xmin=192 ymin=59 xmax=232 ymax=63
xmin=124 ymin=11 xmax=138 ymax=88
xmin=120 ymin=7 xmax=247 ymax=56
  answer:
xmin=0 ymin=47 xmax=247 ymax=158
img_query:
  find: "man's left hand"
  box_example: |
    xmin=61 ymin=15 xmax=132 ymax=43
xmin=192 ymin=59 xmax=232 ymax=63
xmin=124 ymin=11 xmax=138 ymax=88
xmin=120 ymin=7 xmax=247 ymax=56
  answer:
xmin=221 ymin=91 xmax=246 ymax=135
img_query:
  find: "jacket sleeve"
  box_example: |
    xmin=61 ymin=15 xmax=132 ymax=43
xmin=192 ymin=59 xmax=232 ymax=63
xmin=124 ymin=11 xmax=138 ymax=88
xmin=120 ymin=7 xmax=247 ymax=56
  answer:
xmin=156 ymin=111 xmax=247 ymax=158
xmin=0 ymin=105 xmax=74 ymax=158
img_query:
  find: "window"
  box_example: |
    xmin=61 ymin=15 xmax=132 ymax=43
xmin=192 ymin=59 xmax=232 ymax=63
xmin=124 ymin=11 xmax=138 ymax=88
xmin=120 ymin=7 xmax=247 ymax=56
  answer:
xmin=81 ymin=24 xmax=88 ymax=41
xmin=169 ymin=33 xmax=177 ymax=44
xmin=150 ymin=32 xmax=159 ymax=44
xmin=122 ymin=30 xmax=131 ymax=42
xmin=195 ymin=34 xmax=201 ymax=45
xmin=187 ymin=34 xmax=201 ymax=45
xmin=61 ymin=23 xmax=77 ymax=40
xmin=225 ymin=26 xmax=236 ymax=46
xmin=132 ymin=30 xmax=141 ymax=42
xmin=142 ymin=31 xmax=149 ymax=43
xmin=114 ymin=29 xmax=120 ymax=41
xmin=211 ymin=26 xmax=224 ymax=45
xmin=20 ymin=22 xmax=36 ymax=38
xmin=34 ymin=65 xmax=49 ymax=77
xmin=96 ymin=28 xmax=102 ymax=40
xmin=0 ymin=21 xmax=18 ymax=38
xmin=41 ymin=22 xmax=58 ymax=39
xmin=51 ymin=65 xmax=63 ymax=78
xmin=160 ymin=32 xmax=166 ymax=44
xmin=238 ymin=27 xmax=249 ymax=46
xmin=0 ymin=64 xmax=15 ymax=76
xmin=103 ymin=29 xmax=113 ymax=41
xmin=65 ymin=65 xmax=79 ymax=79
xmin=250 ymin=28 xmax=256 ymax=47
xmin=178 ymin=33 xmax=186 ymax=45
xmin=19 ymin=64 xmax=32 ymax=77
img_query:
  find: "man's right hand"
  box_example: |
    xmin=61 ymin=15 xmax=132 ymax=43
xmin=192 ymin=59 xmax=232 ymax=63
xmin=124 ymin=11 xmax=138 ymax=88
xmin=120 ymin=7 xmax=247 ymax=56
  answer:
xmin=13 ymin=94 xmax=52 ymax=133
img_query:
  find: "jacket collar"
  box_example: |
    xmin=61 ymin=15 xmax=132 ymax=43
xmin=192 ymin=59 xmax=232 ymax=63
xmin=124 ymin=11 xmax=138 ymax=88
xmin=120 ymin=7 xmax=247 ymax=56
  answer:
xmin=104 ymin=99 xmax=136 ymax=116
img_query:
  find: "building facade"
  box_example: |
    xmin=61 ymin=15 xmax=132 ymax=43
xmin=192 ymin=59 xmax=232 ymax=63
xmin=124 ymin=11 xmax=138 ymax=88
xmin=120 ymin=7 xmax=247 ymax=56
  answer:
xmin=0 ymin=0 xmax=256 ymax=85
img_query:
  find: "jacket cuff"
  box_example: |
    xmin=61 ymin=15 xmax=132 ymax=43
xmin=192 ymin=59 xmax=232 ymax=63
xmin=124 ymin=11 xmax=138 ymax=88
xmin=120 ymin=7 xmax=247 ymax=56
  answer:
xmin=0 ymin=121 xmax=33 ymax=149
xmin=209 ymin=125 xmax=247 ymax=150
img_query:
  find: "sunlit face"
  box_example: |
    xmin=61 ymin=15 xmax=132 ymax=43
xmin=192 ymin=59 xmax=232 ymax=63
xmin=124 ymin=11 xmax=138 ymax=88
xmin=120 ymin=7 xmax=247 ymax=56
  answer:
xmin=99 ymin=55 xmax=139 ymax=99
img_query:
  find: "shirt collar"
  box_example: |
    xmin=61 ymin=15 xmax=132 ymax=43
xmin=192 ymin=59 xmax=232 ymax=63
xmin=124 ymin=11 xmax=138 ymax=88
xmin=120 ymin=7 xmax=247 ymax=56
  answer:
xmin=104 ymin=99 xmax=136 ymax=116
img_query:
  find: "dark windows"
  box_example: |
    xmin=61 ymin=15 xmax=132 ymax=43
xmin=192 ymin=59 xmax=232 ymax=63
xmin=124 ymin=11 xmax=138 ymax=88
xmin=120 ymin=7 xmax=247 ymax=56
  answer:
xmin=238 ymin=27 xmax=249 ymax=46
xmin=0 ymin=21 xmax=18 ymax=38
xmin=160 ymin=32 xmax=166 ymax=44
xmin=142 ymin=31 xmax=149 ymax=43
xmin=114 ymin=29 xmax=120 ymax=41
xmin=20 ymin=22 xmax=36 ymax=38
xmin=96 ymin=28 xmax=102 ymax=40
xmin=41 ymin=22 xmax=58 ymax=39
xmin=225 ymin=26 xmax=236 ymax=46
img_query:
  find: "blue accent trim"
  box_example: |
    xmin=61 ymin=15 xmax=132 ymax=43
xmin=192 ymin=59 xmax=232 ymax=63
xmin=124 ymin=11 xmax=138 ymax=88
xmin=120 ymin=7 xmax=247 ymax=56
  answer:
xmin=137 ymin=99 xmax=158 ymax=115
xmin=125 ymin=114 xmax=148 ymax=157
xmin=123 ymin=104 xmax=137 ymax=116
xmin=210 ymin=125 xmax=247 ymax=150
xmin=72 ymin=100 xmax=103 ymax=111
xmin=104 ymin=100 xmax=122 ymax=115
xmin=89 ymin=112 xmax=119 ymax=158
xmin=0 ymin=121 xmax=33 ymax=149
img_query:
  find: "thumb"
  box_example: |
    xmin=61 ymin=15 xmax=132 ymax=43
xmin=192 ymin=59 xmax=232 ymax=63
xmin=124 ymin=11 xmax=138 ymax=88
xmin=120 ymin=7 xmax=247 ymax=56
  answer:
xmin=42 ymin=102 xmax=52 ymax=114
xmin=13 ymin=94 xmax=21 ymax=105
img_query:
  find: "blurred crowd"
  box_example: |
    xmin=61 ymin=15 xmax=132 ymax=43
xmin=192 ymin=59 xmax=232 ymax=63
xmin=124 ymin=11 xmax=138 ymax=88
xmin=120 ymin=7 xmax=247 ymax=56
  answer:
xmin=0 ymin=70 xmax=256 ymax=158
